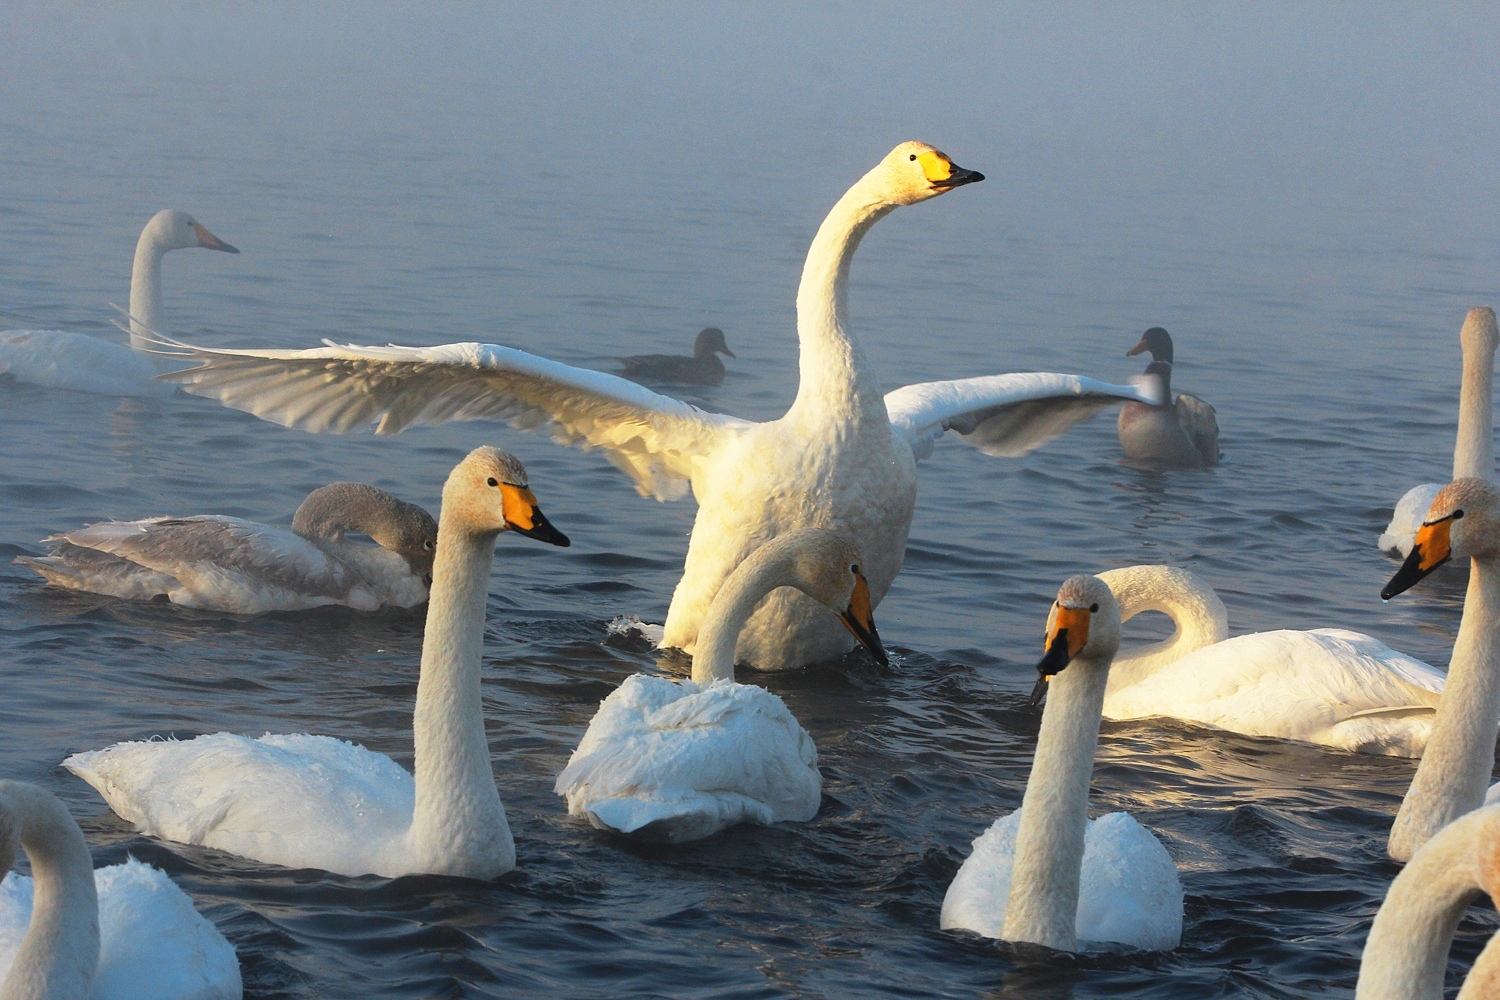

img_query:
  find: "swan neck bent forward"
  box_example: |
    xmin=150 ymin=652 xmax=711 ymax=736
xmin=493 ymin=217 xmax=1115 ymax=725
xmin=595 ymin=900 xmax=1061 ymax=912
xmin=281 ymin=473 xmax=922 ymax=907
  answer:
xmin=1001 ymin=652 xmax=1111 ymax=951
xmin=691 ymin=541 xmax=801 ymax=684
xmin=1389 ymin=553 xmax=1500 ymax=862
xmin=0 ymin=780 xmax=101 ymax=1000
xmin=128 ymin=227 xmax=167 ymax=350
xmin=1453 ymin=307 xmax=1498 ymax=481
xmin=1097 ymin=566 xmax=1229 ymax=691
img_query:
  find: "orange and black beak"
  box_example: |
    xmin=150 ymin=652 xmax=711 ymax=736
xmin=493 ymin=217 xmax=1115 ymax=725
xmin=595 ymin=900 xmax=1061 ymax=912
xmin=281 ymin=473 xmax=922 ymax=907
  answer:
xmin=838 ymin=571 xmax=888 ymax=666
xmin=500 ymin=484 xmax=570 ymax=547
xmin=1029 ymin=605 xmax=1092 ymax=708
xmin=192 ymin=222 xmax=239 ymax=254
xmin=1383 ymin=513 xmax=1457 ymax=599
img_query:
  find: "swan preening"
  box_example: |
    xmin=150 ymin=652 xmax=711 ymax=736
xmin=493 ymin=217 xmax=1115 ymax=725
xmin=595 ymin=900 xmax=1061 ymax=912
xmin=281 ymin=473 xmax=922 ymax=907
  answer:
xmin=1116 ymin=327 xmax=1220 ymax=469
xmin=1380 ymin=308 xmax=1497 ymax=557
xmin=942 ymin=575 xmax=1183 ymax=952
xmin=0 ymin=779 xmax=241 ymax=1000
xmin=1381 ymin=478 xmax=1500 ymax=863
xmin=1096 ymin=565 xmax=1443 ymax=756
xmin=0 ymin=210 xmax=237 ymax=398
xmin=17 ymin=483 xmax=438 ymax=614
xmin=147 ymin=142 xmax=1159 ymax=671
xmin=621 ymin=327 xmax=735 ymax=386
xmin=63 ymin=447 xmax=570 ymax=879
xmin=555 ymin=528 xmax=886 ymax=843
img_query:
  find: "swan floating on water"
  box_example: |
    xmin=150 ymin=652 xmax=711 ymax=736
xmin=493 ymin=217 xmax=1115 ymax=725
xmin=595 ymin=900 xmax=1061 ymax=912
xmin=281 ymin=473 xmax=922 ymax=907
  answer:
xmin=0 ymin=210 xmax=237 ymax=398
xmin=555 ymin=528 xmax=886 ymax=843
xmin=147 ymin=141 xmax=1158 ymax=671
xmin=621 ymin=327 xmax=735 ymax=386
xmin=17 ymin=483 xmax=438 ymax=614
xmin=63 ymin=447 xmax=570 ymax=879
xmin=941 ymin=574 xmax=1183 ymax=952
xmin=1116 ymin=327 xmax=1219 ymax=468
xmin=1380 ymin=308 xmax=1497 ymax=557
xmin=0 ymin=779 xmax=241 ymax=1000
xmin=1381 ymin=477 xmax=1500 ymax=863
xmin=1096 ymin=565 xmax=1444 ymax=757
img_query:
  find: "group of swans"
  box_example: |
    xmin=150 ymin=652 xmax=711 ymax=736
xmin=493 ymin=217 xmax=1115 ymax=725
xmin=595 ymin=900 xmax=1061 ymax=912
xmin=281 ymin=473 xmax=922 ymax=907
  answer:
xmin=1116 ymin=327 xmax=1220 ymax=469
xmin=0 ymin=209 xmax=237 ymax=398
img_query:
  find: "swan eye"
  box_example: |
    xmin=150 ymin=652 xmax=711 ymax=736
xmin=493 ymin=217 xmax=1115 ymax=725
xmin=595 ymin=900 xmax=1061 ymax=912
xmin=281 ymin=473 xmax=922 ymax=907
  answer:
xmin=850 ymin=564 xmax=858 ymax=573
xmin=1090 ymin=603 xmax=1099 ymax=612
xmin=909 ymin=154 xmax=917 ymax=161
xmin=1454 ymin=509 xmax=1465 ymax=520
xmin=487 ymin=477 xmax=499 ymax=487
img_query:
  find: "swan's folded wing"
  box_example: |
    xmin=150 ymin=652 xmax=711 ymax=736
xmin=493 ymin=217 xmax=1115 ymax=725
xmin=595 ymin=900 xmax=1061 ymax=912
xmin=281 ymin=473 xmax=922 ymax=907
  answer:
xmin=1174 ymin=393 xmax=1220 ymax=465
xmin=886 ymin=372 xmax=1161 ymax=460
xmin=154 ymin=336 xmax=752 ymax=501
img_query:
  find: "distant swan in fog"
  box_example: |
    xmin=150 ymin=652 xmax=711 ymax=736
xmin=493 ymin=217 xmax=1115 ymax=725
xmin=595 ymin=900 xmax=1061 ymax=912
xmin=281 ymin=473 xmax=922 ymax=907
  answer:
xmin=942 ymin=575 xmax=1182 ymax=952
xmin=555 ymin=528 xmax=886 ymax=843
xmin=149 ymin=141 xmax=1157 ymax=671
xmin=17 ymin=483 xmax=438 ymax=614
xmin=63 ymin=448 xmax=570 ymax=879
xmin=0 ymin=209 xmax=237 ymax=397
xmin=621 ymin=327 xmax=735 ymax=386
xmin=1096 ymin=565 xmax=1443 ymax=757
xmin=0 ymin=779 xmax=242 ymax=1000
xmin=1380 ymin=307 xmax=1496 ymax=557
xmin=1116 ymin=328 xmax=1219 ymax=468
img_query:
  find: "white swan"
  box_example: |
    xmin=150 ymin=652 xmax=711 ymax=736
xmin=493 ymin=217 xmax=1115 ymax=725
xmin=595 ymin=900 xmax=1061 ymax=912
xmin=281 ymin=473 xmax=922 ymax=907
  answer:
xmin=941 ymin=574 xmax=1183 ymax=952
xmin=1380 ymin=308 xmax=1497 ymax=556
xmin=146 ymin=142 xmax=1158 ymax=671
xmin=555 ymin=527 xmax=886 ymax=843
xmin=17 ymin=483 xmax=438 ymax=614
xmin=0 ymin=779 xmax=241 ymax=1000
xmin=0 ymin=210 xmax=237 ymax=398
xmin=1356 ymin=804 xmax=1500 ymax=999
xmin=1380 ymin=477 xmax=1500 ymax=862
xmin=61 ymin=447 xmax=570 ymax=879
xmin=1116 ymin=328 xmax=1219 ymax=468
xmin=1094 ymin=566 xmax=1444 ymax=757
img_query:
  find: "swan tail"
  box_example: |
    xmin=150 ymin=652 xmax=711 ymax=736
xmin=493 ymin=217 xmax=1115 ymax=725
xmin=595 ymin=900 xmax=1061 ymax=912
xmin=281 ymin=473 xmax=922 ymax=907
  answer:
xmin=14 ymin=548 xmax=179 ymax=601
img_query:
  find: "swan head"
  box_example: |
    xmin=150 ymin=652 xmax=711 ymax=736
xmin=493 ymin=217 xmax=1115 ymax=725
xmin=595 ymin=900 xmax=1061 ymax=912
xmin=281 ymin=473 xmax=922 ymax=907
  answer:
xmin=870 ymin=142 xmax=984 ymax=206
xmin=693 ymin=328 xmax=735 ymax=360
xmin=1383 ymin=478 xmax=1500 ymax=599
xmin=1031 ymin=575 xmax=1121 ymax=706
xmin=1127 ymin=327 xmax=1175 ymax=363
xmin=442 ymin=446 xmax=570 ymax=546
xmin=773 ymin=527 xmax=887 ymax=666
xmin=146 ymin=209 xmax=239 ymax=254
xmin=293 ymin=483 xmax=439 ymax=578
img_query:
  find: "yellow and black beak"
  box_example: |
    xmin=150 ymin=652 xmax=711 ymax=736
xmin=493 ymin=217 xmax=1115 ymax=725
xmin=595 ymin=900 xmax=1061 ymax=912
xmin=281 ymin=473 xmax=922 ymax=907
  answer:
xmin=500 ymin=484 xmax=570 ymax=547
xmin=917 ymin=150 xmax=985 ymax=191
xmin=838 ymin=571 xmax=888 ymax=666
xmin=1383 ymin=514 xmax=1456 ymax=599
xmin=1029 ymin=605 xmax=1091 ymax=707
xmin=192 ymin=222 xmax=239 ymax=254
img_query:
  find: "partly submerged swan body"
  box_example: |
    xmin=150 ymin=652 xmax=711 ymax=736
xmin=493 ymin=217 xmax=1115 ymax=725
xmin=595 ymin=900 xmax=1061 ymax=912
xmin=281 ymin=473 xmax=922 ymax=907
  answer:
xmin=17 ymin=483 xmax=438 ymax=614
xmin=0 ymin=210 xmax=237 ymax=398
xmin=1116 ymin=328 xmax=1219 ymax=469
xmin=1381 ymin=478 xmax=1500 ymax=863
xmin=1096 ymin=566 xmax=1444 ymax=757
xmin=150 ymin=142 xmax=1158 ymax=671
xmin=942 ymin=575 xmax=1183 ymax=952
xmin=555 ymin=528 xmax=886 ymax=843
xmin=0 ymin=779 xmax=241 ymax=1000
xmin=620 ymin=327 xmax=735 ymax=386
xmin=63 ymin=448 xmax=570 ymax=879
xmin=1381 ymin=308 xmax=1497 ymax=557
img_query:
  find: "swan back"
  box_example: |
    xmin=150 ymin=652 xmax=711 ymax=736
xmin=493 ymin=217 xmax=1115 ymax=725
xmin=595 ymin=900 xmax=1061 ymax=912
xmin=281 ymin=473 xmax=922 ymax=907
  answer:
xmin=292 ymin=483 xmax=438 ymax=577
xmin=1095 ymin=566 xmax=1228 ymax=690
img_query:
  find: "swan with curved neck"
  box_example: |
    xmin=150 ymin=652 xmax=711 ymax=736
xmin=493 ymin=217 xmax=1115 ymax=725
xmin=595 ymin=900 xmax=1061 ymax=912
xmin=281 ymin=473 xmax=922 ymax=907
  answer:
xmin=941 ymin=575 xmax=1183 ymax=952
xmin=63 ymin=447 xmax=570 ymax=878
xmin=1381 ymin=477 xmax=1500 ymax=862
xmin=555 ymin=527 xmax=886 ymax=843
xmin=17 ymin=482 xmax=438 ymax=613
xmin=1092 ymin=565 xmax=1444 ymax=756
xmin=1381 ymin=308 xmax=1498 ymax=556
xmin=0 ymin=210 xmax=236 ymax=397
xmin=0 ymin=779 xmax=241 ymax=1000
xmin=1116 ymin=328 xmax=1219 ymax=468
xmin=153 ymin=142 xmax=1158 ymax=671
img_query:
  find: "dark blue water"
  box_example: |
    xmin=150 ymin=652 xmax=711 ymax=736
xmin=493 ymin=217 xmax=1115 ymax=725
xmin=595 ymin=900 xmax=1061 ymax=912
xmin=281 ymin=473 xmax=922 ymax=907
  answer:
xmin=2 ymin=6 xmax=1500 ymax=997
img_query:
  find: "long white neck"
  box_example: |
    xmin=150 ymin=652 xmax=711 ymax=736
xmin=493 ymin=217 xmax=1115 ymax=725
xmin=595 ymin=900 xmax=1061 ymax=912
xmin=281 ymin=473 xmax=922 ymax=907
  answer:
xmin=127 ymin=223 xmax=167 ymax=350
xmin=788 ymin=170 xmax=894 ymax=425
xmin=1001 ymin=651 xmax=1112 ymax=951
xmin=1390 ymin=555 xmax=1500 ymax=862
xmin=1459 ymin=929 xmax=1500 ymax=1000
xmin=1453 ymin=308 xmax=1498 ymax=481
xmin=1357 ymin=807 xmax=1492 ymax=1000
xmin=692 ymin=540 xmax=801 ymax=684
xmin=0 ymin=781 xmax=100 ymax=1000
xmin=406 ymin=497 xmax=512 ymax=877
xmin=1096 ymin=566 xmax=1229 ymax=693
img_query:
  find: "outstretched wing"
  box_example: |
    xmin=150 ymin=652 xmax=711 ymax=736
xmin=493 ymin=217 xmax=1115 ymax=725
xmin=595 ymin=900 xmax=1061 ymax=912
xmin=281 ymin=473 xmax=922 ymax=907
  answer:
xmin=885 ymin=372 xmax=1160 ymax=461
xmin=152 ymin=335 xmax=752 ymax=501
xmin=1174 ymin=393 xmax=1220 ymax=466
